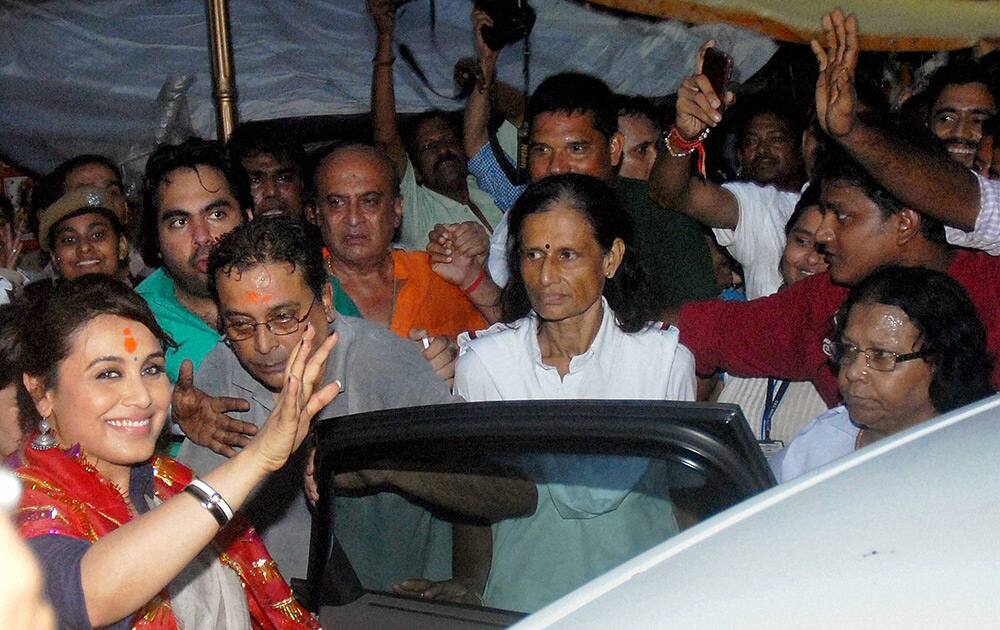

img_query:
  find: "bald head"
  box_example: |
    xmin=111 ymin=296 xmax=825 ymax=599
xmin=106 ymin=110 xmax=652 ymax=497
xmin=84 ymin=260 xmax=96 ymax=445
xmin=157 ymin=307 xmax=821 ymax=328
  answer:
xmin=310 ymin=142 xmax=404 ymax=269
xmin=314 ymin=143 xmax=401 ymax=198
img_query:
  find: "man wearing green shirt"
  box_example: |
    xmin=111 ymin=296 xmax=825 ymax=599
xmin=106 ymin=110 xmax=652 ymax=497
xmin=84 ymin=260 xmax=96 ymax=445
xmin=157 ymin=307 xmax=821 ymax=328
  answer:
xmin=455 ymin=62 xmax=718 ymax=314
xmin=136 ymin=138 xmax=251 ymax=381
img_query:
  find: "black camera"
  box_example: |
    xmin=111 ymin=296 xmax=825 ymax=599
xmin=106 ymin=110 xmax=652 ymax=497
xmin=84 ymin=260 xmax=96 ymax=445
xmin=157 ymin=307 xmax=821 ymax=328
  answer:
xmin=475 ymin=0 xmax=536 ymax=51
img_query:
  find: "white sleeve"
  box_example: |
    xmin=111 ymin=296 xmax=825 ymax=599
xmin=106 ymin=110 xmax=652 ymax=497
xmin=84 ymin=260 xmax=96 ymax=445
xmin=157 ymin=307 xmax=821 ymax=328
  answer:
xmin=487 ymin=212 xmax=511 ymax=287
xmin=714 ymin=182 xmax=798 ymax=261
xmin=397 ymin=157 xmax=430 ymax=250
xmin=714 ymin=182 xmax=799 ymax=300
xmin=944 ymin=172 xmax=1000 ymax=256
xmin=454 ymin=347 xmax=505 ymax=402
xmin=670 ymin=343 xmax=697 ymax=402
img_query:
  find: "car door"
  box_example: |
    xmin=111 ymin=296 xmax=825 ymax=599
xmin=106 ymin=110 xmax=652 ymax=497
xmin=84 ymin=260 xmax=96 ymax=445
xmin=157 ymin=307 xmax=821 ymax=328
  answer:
xmin=304 ymin=400 xmax=775 ymax=629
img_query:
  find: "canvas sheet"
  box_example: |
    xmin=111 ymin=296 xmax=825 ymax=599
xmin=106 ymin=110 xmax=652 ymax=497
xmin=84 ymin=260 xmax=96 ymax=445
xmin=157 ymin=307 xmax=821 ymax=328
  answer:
xmin=0 ymin=0 xmax=776 ymax=173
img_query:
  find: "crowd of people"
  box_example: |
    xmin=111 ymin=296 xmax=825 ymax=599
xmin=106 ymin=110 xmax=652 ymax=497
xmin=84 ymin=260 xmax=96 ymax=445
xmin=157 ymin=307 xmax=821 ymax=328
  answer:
xmin=1 ymin=4 xmax=999 ymax=627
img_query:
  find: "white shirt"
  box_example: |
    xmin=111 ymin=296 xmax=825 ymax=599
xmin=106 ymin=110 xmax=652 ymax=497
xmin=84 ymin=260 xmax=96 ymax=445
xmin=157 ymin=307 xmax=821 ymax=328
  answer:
xmin=455 ymin=300 xmax=694 ymax=612
xmin=455 ymin=299 xmax=696 ymax=402
xmin=487 ymin=211 xmax=511 ymax=287
xmin=944 ymin=171 xmax=1000 ymax=256
xmin=770 ymin=405 xmax=858 ymax=483
xmin=717 ymin=376 xmax=829 ymax=447
xmin=397 ymin=158 xmax=505 ymax=252
xmin=714 ymin=181 xmax=801 ymax=300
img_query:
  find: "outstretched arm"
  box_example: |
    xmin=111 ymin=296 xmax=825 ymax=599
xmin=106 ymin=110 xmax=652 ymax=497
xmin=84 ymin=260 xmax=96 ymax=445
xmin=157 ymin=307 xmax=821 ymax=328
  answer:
xmin=368 ymin=0 xmax=409 ymax=175
xmin=812 ymin=9 xmax=980 ymax=231
xmin=335 ymin=465 xmax=536 ymax=522
xmin=648 ymin=40 xmax=740 ymax=229
xmin=463 ymin=10 xmax=499 ymax=158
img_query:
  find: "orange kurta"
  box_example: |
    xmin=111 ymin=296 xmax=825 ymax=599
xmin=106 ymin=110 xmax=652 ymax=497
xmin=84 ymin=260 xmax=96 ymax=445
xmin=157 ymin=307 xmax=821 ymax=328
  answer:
xmin=388 ymin=250 xmax=486 ymax=340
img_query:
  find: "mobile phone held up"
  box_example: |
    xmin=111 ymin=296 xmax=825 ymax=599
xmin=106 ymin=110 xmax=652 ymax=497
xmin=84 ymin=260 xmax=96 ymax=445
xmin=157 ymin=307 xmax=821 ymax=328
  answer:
xmin=702 ymin=47 xmax=733 ymax=112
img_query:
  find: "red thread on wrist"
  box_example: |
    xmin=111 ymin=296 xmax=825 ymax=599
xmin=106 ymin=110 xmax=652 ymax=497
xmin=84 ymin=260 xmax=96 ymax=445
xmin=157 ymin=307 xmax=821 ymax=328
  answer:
xmin=462 ymin=269 xmax=487 ymax=295
xmin=668 ymin=126 xmax=709 ymax=178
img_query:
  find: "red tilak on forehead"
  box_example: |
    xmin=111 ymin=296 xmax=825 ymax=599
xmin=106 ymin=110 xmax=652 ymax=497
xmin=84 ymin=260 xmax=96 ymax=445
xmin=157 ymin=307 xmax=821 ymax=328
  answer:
xmin=246 ymin=291 xmax=271 ymax=303
xmin=122 ymin=328 xmax=137 ymax=354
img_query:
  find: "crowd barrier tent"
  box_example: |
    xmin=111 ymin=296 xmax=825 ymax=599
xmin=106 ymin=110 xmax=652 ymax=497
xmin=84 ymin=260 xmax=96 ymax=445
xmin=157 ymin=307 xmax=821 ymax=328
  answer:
xmin=0 ymin=0 xmax=778 ymax=176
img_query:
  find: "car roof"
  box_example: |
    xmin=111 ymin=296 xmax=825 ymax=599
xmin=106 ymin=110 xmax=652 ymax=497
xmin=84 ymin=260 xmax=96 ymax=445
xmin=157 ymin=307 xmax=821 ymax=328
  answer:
xmin=521 ymin=394 xmax=1000 ymax=629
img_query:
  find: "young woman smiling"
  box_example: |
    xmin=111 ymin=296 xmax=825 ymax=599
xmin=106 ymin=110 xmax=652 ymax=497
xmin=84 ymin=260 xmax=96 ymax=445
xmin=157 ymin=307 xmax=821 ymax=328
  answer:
xmin=10 ymin=275 xmax=339 ymax=629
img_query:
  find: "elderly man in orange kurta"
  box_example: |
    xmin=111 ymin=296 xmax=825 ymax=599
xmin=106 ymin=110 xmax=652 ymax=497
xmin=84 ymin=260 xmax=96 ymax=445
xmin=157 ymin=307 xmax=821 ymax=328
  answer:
xmin=309 ymin=144 xmax=492 ymax=376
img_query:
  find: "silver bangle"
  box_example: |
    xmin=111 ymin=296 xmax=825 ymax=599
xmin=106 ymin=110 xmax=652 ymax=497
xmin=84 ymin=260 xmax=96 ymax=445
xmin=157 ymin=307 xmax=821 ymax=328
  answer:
xmin=184 ymin=477 xmax=234 ymax=526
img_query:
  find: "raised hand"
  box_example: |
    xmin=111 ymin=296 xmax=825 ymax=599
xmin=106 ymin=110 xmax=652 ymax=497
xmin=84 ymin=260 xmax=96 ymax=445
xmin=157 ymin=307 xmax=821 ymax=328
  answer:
xmin=366 ymin=0 xmax=397 ymax=37
xmin=246 ymin=324 xmax=341 ymax=473
xmin=811 ymin=10 xmax=860 ymax=138
xmin=427 ymin=222 xmax=489 ymax=289
xmin=472 ymin=9 xmax=498 ymax=79
xmin=171 ymin=359 xmax=254 ymax=458
xmin=674 ymin=40 xmax=736 ymax=140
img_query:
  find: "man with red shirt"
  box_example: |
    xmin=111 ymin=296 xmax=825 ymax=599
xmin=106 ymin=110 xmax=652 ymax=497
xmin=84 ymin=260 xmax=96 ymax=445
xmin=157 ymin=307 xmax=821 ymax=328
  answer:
xmin=677 ymin=11 xmax=1000 ymax=404
xmin=678 ymin=139 xmax=1000 ymax=405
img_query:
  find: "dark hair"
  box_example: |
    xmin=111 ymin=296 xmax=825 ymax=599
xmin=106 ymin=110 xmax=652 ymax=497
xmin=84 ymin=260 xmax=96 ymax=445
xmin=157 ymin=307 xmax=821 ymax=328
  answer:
xmin=815 ymin=127 xmax=947 ymax=244
xmin=833 ymin=266 xmax=993 ymax=413
xmin=0 ymin=303 xmax=20 ymax=389
xmin=402 ymin=110 xmax=462 ymax=154
xmin=922 ymin=60 xmax=998 ymax=115
xmin=140 ymin=138 xmax=252 ymax=266
xmin=207 ymin=217 xmax=327 ymax=312
xmin=502 ymin=173 xmax=654 ymax=332
xmin=784 ymin=183 xmax=822 ymax=236
xmin=16 ymin=276 xmax=175 ymax=433
xmin=32 ymin=154 xmax=122 ymax=239
xmin=985 ymin=114 xmax=1000 ymax=140
xmin=228 ymin=124 xmax=307 ymax=180
xmin=734 ymin=96 xmax=806 ymax=149
xmin=528 ymin=73 xmax=619 ymax=139
xmin=310 ymin=141 xmax=402 ymax=199
xmin=616 ymin=95 xmax=660 ymax=128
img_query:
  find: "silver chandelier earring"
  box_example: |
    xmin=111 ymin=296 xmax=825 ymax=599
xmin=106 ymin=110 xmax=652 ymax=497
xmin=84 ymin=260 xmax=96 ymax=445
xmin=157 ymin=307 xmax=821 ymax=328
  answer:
xmin=32 ymin=416 xmax=57 ymax=450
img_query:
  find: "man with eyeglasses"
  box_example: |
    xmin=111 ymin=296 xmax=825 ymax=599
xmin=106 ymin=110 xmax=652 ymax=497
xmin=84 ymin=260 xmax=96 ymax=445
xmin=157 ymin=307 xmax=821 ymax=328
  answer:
xmin=676 ymin=141 xmax=1000 ymax=409
xmin=770 ymin=266 xmax=993 ymax=482
xmin=176 ymin=217 xmax=536 ymax=589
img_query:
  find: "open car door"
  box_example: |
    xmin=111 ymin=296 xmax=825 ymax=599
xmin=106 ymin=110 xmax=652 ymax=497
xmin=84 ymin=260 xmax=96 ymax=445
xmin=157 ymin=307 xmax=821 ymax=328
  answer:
xmin=305 ymin=400 xmax=775 ymax=629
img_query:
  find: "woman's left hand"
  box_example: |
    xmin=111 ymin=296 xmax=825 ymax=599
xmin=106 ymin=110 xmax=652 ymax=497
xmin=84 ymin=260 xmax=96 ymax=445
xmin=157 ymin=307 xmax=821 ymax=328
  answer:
xmin=245 ymin=324 xmax=341 ymax=472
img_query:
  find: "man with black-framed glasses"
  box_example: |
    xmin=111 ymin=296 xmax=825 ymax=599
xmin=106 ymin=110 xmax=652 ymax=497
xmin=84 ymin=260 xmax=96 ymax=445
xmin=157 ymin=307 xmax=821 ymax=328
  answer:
xmin=176 ymin=217 xmax=535 ymax=590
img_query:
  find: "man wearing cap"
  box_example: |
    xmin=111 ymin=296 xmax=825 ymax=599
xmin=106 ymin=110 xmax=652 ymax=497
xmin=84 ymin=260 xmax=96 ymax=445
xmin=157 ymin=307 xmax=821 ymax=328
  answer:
xmin=37 ymin=186 xmax=130 ymax=282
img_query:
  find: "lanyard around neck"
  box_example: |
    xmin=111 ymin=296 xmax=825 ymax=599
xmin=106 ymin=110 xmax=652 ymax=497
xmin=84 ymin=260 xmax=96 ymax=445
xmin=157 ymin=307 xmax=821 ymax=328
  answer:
xmin=760 ymin=377 xmax=790 ymax=442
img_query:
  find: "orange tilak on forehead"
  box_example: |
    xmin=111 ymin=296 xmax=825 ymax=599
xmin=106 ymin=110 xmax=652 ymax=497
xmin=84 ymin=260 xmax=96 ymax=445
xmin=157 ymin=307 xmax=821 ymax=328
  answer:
xmin=245 ymin=291 xmax=272 ymax=304
xmin=122 ymin=327 xmax=137 ymax=354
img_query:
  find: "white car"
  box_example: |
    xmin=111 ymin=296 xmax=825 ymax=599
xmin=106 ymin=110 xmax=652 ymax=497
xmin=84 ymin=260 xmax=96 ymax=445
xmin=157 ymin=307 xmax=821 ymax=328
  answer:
xmin=520 ymin=394 xmax=1000 ymax=629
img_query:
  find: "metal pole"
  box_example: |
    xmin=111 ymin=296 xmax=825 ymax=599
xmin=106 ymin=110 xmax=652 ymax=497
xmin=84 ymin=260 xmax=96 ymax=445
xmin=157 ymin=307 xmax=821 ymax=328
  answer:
xmin=206 ymin=0 xmax=238 ymax=142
